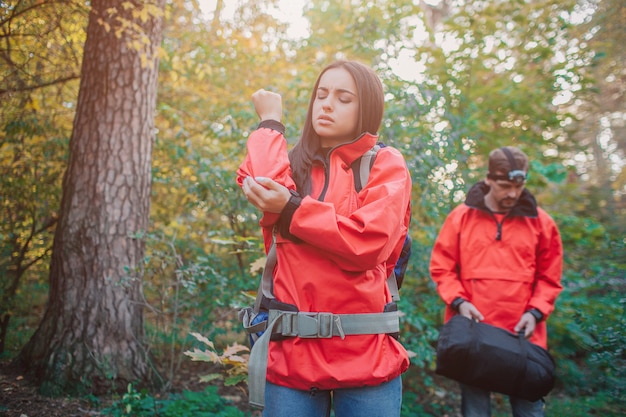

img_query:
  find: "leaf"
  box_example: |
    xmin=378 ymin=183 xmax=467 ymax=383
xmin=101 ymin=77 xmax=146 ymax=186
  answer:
xmin=222 ymin=343 xmax=249 ymax=357
xmin=225 ymin=374 xmax=248 ymax=386
xmin=250 ymin=256 xmax=266 ymax=274
xmin=199 ymin=373 xmax=223 ymax=383
xmin=222 ymin=356 xmax=248 ymax=365
xmin=184 ymin=348 xmax=221 ymax=364
xmin=189 ymin=332 xmax=215 ymax=349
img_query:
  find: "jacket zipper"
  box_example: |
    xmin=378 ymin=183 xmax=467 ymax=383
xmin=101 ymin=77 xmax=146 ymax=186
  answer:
xmin=491 ymin=212 xmax=512 ymax=241
xmin=317 ymin=155 xmax=331 ymax=201
xmin=316 ymin=133 xmax=369 ymax=202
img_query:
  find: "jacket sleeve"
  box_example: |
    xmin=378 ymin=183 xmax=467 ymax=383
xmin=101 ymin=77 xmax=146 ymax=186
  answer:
xmin=236 ymin=125 xmax=297 ymax=237
xmin=288 ymin=147 xmax=412 ymax=272
xmin=429 ymin=207 xmax=470 ymax=306
xmin=527 ymin=211 xmax=563 ymax=318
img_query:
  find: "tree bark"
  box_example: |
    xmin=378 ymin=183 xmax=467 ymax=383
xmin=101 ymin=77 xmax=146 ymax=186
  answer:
xmin=17 ymin=0 xmax=166 ymax=395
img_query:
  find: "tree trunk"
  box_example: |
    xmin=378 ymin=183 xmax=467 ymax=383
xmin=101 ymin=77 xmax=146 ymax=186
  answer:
xmin=17 ymin=0 xmax=166 ymax=396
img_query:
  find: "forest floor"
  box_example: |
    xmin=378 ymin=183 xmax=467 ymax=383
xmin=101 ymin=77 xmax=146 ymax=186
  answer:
xmin=1 ymin=359 xmax=102 ymax=417
xmin=3 ymin=358 xmax=603 ymax=417
xmin=0 ymin=359 xmax=253 ymax=417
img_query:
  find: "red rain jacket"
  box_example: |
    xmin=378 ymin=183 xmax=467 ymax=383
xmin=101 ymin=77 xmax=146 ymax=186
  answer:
xmin=430 ymin=182 xmax=563 ymax=349
xmin=237 ymin=126 xmax=411 ymax=390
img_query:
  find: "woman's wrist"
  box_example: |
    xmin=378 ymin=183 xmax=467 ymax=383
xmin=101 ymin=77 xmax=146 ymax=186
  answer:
xmin=258 ymin=119 xmax=285 ymax=134
xmin=280 ymin=189 xmax=302 ymax=217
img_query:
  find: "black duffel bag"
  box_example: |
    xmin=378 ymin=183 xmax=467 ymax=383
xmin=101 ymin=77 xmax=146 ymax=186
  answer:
xmin=435 ymin=315 xmax=556 ymax=402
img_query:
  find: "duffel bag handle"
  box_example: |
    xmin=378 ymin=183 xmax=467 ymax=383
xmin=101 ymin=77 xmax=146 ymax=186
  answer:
xmin=513 ymin=330 xmax=529 ymax=395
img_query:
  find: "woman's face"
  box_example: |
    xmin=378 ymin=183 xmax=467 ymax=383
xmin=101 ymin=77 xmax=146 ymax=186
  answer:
xmin=312 ymin=67 xmax=359 ymax=148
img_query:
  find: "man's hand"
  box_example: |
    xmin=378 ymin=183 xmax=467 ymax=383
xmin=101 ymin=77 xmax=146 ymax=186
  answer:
xmin=514 ymin=312 xmax=537 ymax=339
xmin=458 ymin=301 xmax=484 ymax=322
xmin=242 ymin=176 xmax=291 ymax=213
xmin=252 ymin=89 xmax=282 ymax=122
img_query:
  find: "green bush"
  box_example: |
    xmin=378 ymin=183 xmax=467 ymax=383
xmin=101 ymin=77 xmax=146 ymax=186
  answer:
xmin=548 ymin=214 xmax=625 ymax=410
xmin=103 ymin=384 xmax=245 ymax=417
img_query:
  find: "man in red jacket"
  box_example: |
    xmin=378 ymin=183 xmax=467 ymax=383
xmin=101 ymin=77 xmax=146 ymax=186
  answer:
xmin=430 ymin=146 xmax=563 ymax=417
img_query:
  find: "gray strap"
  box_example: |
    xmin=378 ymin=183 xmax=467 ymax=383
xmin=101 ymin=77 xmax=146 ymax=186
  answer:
xmin=247 ymin=311 xmax=286 ymax=409
xmin=239 ymin=307 xmax=267 ymax=334
xmin=358 ymin=144 xmax=380 ymax=188
xmin=269 ymin=310 xmax=399 ymax=339
xmin=387 ymin=271 xmax=400 ymax=302
xmin=358 ymin=144 xmax=400 ymax=303
xmin=252 ymin=237 xmax=277 ymax=314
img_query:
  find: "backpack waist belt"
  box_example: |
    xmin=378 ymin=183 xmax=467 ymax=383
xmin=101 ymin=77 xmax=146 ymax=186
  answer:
xmin=247 ymin=309 xmax=400 ymax=409
xmin=268 ymin=309 xmax=399 ymax=339
xmin=240 ymin=308 xmax=400 ymax=338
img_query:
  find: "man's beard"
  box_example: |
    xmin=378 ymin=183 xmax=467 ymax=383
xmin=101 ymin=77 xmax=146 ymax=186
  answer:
xmin=499 ymin=197 xmax=517 ymax=210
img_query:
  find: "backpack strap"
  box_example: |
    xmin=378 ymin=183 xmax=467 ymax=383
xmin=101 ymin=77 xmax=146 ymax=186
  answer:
xmin=253 ymin=235 xmax=277 ymax=313
xmin=247 ymin=310 xmax=285 ymax=408
xmin=239 ymin=233 xmax=278 ymax=338
xmin=352 ymin=144 xmax=380 ymax=192
xmin=387 ymin=271 xmax=400 ymax=302
xmin=352 ymin=144 xmax=401 ymax=302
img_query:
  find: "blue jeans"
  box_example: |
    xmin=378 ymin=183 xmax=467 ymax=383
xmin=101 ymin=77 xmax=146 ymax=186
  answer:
xmin=461 ymin=384 xmax=545 ymax=417
xmin=263 ymin=376 xmax=402 ymax=417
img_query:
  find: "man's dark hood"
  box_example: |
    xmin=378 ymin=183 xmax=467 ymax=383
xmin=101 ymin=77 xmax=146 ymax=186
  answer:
xmin=465 ymin=181 xmax=538 ymax=218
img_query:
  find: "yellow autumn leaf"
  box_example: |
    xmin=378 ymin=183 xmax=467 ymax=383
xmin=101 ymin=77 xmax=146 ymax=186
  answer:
xmin=250 ymin=256 xmax=266 ymax=274
xmin=184 ymin=347 xmax=221 ymax=363
xmin=24 ymin=98 xmax=40 ymax=111
xmin=222 ymin=343 xmax=250 ymax=357
xmin=189 ymin=331 xmax=214 ymax=348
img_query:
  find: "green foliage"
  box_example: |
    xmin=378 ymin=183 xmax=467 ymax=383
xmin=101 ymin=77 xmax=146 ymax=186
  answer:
xmin=401 ymin=389 xmax=450 ymax=417
xmin=413 ymin=0 xmax=583 ymax=167
xmin=0 ymin=279 xmax=48 ymax=358
xmin=1 ymin=0 xmax=624 ymax=413
xmin=529 ymin=160 xmax=568 ymax=186
xmin=546 ymin=391 xmax=625 ymax=416
xmin=549 ymin=217 xmax=625 ymax=401
xmin=0 ymin=0 xmax=82 ymax=356
xmin=140 ymin=230 xmax=258 ymax=386
xmin=0 ymin=116 xmax=67 ymax=353
xmin=104 ymin=384 xmax=245 ymax=417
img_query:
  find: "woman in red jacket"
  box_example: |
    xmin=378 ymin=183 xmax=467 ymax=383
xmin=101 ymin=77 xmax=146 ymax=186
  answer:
xmin=237 ymin=60 xmax=412 ymax=417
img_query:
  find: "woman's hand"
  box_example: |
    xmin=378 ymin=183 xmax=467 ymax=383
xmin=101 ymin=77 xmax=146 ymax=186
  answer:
xmin=242 ymin=176 xmax=291 ymax=213
xmin=252 ymin=89 xmax=283 ymax=122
